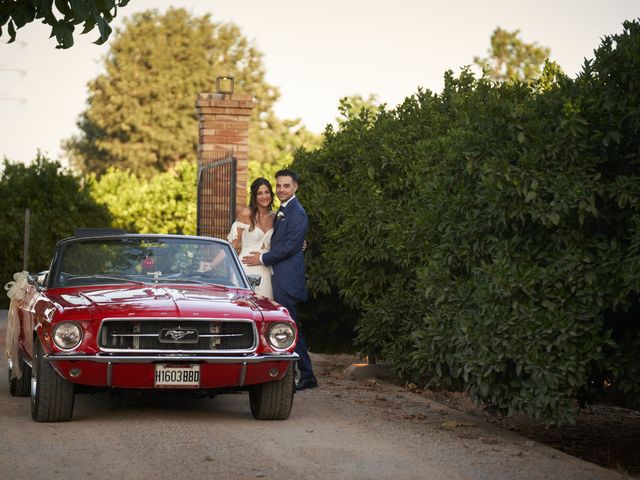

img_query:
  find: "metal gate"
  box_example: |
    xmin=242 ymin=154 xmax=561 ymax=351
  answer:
xmin=197 ymin=155 xmax=236 ymax=239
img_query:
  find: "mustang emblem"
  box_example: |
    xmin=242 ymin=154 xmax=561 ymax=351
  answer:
xmin=159 ymin=328 xmax=199 ymax=343
xmin=166 ymin=330 xmax=192 ymax=340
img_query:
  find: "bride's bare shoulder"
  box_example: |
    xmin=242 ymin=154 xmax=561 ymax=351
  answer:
xmin=237 ymin=207 xmax=251 ymax=223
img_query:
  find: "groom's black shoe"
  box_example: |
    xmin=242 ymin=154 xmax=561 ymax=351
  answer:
xmin=295 ymin=376 xmax=318 ymax=391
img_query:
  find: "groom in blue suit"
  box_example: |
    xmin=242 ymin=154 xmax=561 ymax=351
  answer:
xmin=243 ymin=169 xmax=318 ymax=390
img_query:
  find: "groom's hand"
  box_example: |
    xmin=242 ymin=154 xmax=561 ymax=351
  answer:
xmin=242 ymin=251 xmax=262 ymax=266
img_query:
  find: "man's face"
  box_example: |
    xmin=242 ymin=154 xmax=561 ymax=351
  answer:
xmin=276 ymin=175 xmax=298 ymax=203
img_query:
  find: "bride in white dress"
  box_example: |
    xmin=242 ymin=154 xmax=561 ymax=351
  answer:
xmin=227 ymin=178 xmax=275 ymax=298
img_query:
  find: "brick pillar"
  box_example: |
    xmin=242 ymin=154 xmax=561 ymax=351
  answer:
xmin=195 ymin=93 xmax=254 ymax=238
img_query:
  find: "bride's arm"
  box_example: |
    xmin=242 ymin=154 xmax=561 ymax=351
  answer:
xmin=227 ymin=207 xmax=251 ymax=253
xmin=229 ymin=226 xmax=242 ymax=253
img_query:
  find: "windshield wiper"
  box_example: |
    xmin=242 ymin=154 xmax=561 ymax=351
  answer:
xmin=154 ymin=277 xmax=209 ymax=285
xmin=63 ymin=275 xmax=146 ymax=286
xmin=155 ymin=275 xmax=229 ymax=290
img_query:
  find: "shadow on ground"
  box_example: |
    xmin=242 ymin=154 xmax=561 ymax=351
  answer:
xmin=311 ymin=352 xmax=640 ymax=478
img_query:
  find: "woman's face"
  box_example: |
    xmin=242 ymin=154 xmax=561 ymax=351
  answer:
xmin=256 ymin=184 xmax=272 ymax=208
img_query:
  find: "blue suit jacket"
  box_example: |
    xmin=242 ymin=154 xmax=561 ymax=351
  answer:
xmin=262 ymin=196 xmax=308 ymax=301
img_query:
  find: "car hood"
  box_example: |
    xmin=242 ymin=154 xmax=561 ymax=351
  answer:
xmin=46 ymin=285 xmax=279 ymax=321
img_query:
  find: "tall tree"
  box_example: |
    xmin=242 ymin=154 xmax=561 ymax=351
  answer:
xmin=474 ymin=27 xmax=551 ymax=83
xmin=64 ymin=8 xmax=318 ymax=178
xmin=0 ymin=0 xmax=130 ymax=48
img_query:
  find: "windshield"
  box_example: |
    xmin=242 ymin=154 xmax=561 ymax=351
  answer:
xmin=50 ymin=237 xmax=247 ymax=289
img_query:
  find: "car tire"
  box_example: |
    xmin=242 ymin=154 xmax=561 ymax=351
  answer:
xmin=31 ymin=338 xmax=75 ymax=422
xmin=249 ymin=362 xmax=294 ymax=420
xmin=8 ymin=350 xmax=31 ymax=397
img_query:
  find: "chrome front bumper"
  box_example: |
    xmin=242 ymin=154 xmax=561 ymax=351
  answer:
xmin=45 ymin=352 xmax=299 ymax=387
xmin=44 ymin=353 xmax=299 ymax=364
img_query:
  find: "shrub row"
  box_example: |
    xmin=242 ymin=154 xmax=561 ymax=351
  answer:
xmin=295 ymin=20 xmax=640 ymax=425
xmin=0 ymin=155 xmax=111 ymax=308
xmin=88 ymin=160 xmax=197 ymax=235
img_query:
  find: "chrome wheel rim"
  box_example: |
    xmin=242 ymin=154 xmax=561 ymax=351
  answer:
xmin=7 ymin=356 xmax=13 ymax=385
xmin=30 ymin=347 xmax=37 ymax=399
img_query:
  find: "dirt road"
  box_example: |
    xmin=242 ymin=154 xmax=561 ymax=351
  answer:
xmin=0 ymin=313 xmax=621 ymax=480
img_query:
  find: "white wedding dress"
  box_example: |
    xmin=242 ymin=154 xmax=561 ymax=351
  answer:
xmin=227 ymin=221 xmax=273 ymax=298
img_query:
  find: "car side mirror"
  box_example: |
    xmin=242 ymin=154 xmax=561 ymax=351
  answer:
xmin=27 ymin=271 xmax=48 ymax=290
xmin=246 ymin=274 xmax=261 ymax=290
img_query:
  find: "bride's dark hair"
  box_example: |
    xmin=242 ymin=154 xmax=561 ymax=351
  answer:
xmin=248 ymin=177 xmax=274 ymax=231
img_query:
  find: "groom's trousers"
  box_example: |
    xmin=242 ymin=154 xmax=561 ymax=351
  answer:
xmin=272 ymin=283 xmax=315 ymax=382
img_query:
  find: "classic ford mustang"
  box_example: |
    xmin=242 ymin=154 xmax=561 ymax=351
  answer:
xmin=6 ymin=232 xmax=298 ymax=422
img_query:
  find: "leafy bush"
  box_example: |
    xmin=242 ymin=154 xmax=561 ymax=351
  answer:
xmin=0 ymin=154 xmax=111 ymax=307
xmin=89 ymin=160 xmax=197 ymax=234
xmin=294 ymin=20 xmax=640 ymax=425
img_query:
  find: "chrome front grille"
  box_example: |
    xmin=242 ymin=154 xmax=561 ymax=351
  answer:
xmin=98 ymin=319 xmax=256 ymax=353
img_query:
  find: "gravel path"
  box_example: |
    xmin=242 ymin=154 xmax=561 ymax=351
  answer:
xmin=0 ymin=311 xmax=622 ymax=480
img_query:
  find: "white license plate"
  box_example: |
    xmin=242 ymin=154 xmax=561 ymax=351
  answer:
xmin=154 ymin=364 xmax=200 ymax=388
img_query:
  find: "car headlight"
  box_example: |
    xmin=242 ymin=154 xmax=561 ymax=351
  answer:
xmin=52 ymin=322 xmax=83 ymax=350
xmin=267 ymin=322 xmax=295 ymax=351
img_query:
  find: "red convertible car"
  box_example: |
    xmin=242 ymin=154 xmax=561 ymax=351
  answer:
xmin=6 ymin=232 xmax=298 ymax=422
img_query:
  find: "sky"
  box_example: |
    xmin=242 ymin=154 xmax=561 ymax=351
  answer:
xmin=0 ymin=0 xmax=638 ymax=165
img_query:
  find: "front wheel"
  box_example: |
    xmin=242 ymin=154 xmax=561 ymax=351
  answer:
xmin=249 ymin=362 xmax=294 ymax=420
xmin=31 ymin=338 xmax=74 ymax=422
xmin=8 ymin=350 xmax=31 ymax=397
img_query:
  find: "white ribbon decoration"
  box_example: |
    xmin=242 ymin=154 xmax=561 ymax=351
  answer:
xmin=4 ymin=271 xmax=29 ymax=378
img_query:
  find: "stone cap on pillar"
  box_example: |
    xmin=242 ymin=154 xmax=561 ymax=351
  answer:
xmin=195 ymin=93 xmax=254 ymax=109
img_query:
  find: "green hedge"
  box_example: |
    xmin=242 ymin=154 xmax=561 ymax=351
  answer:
xmin=88 ymin=160 xmax=197 ymax=235
xmin=294 ymin=20 xmax=640 ymax=425
xmin=0 ymin=155 xmax=111 ymax=308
